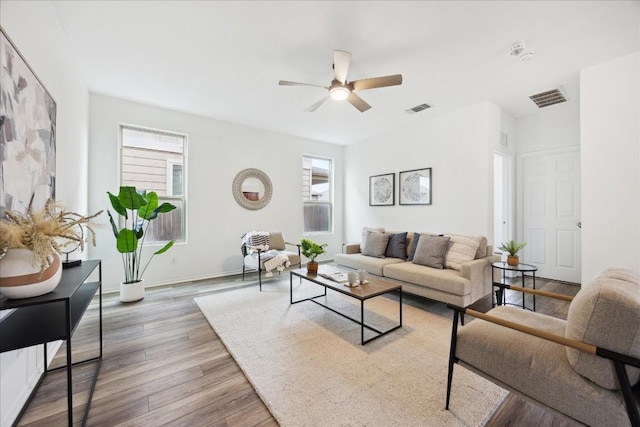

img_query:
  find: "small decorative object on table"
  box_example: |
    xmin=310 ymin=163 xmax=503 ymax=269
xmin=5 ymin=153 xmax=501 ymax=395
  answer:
xmin=344 ymin=271 xmax=359 ymax=287
xmin=498 ymin=240 xmax=527 ymax=266
xmin=357 ymin=269 xmax=367 ymax=284
xmin=108 ymin=186 xmax=177 ymax=303
xmin=300 ymin=238 xmax=327 ymax=275
xmin=0 ymin=200 xmax=102 ymax=299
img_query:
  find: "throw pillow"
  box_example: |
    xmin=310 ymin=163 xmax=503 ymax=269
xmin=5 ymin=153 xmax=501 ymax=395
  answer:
xmin=475 ymin=236 xmax=488 ymax=259
xmin=443 ymin=234 xmax=481 ymax=271
xmin=407 ymin=233 xmax=421 ymax=261
xmin=385 ymin=232 xmax=408 ymax=260
xmin=361 ymin=230 xmax=390 ymax=258
xmin=361 ymin=226 xmax=384 ymax=242
xmin=269 ymin=231 xmax=286 ymax=251
xmin=565 ymin=276 xmax=640 ymax=390
xmin=412 ymin=235 xmax=451 ymax=269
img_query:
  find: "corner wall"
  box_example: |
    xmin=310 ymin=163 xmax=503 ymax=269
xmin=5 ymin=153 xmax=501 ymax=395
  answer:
xmin=580 ymin=51 xmax=640 ymax=282
xmin=88 ymin=94 xmax=344 ymax=293
xmin=343 ymin=102 xmax=499 ymax=242
xmin=0 ymin=2 xmax=90 ymax=425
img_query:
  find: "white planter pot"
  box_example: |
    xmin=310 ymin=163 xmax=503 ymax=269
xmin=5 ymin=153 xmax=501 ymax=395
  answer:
xmin=0 ymin=249 xmax=63 ymax=299
xmin=120 ymin=279 xmax=144 ymax=302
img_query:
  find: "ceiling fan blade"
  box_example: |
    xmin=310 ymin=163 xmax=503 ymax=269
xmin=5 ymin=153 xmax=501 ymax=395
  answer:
xmin=279 ymin=80 xmax=327 ymax=89
xmin=305 ymin=96 xmax=330 ymax=112
xmin=333 ymin=50 xmax=351 ymax=84
xmin=347 ymin=92 xmax=371 ymax=112
xmin=351 ymin=74 xmax=403 ymax=91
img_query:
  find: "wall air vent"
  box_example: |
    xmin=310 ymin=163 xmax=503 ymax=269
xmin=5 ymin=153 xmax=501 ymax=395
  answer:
xmin=405 ymin=103 xmax=431 ymax=114
xmin=529 ymin=87 xmax=568 ymax=108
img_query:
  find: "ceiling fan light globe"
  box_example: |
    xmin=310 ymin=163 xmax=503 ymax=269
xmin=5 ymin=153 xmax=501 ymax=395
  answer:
xmin=329 ymin=86 xmax=350 ymax=101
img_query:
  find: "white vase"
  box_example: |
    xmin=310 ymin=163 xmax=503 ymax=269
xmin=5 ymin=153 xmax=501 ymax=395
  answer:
xmin=120 ymin=279 xmax=144 ymax=302
xmin=0 ymin=249 xmax=63 ymax=299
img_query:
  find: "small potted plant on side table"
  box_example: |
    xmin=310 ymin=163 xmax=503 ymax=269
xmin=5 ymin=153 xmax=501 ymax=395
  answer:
xmin=498 ymin=240 xmax=527 ymax=266
xmin=300 ymin=238 xmax=327 ymax=275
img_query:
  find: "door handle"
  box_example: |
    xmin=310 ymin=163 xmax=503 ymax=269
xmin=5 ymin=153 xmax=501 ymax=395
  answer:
xmin=577 ymin=222 xmax=582 ymax=229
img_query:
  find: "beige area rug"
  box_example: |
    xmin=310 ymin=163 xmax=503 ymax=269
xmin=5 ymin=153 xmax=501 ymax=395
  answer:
xmin=195 ymin=279 xmax=507 ymax=426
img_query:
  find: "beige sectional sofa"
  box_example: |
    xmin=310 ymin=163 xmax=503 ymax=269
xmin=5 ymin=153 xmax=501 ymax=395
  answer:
xmin=334 ymin=228 xmax=498 ymax=307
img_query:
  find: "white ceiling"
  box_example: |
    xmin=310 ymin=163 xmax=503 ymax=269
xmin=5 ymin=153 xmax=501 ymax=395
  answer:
xmin=51 ymin=1 xmax=640 ymax=145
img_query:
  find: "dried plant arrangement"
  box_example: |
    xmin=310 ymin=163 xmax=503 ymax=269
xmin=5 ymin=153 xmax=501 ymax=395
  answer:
xmin=0 ymin=200 xmax=103 ymax=272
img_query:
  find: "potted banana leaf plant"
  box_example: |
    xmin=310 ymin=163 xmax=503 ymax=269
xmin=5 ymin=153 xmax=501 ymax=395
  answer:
xmin=107 ymin=186 xmax=176 ymax=302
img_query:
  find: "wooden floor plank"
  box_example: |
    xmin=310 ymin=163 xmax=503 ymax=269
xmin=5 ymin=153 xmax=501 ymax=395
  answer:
xmin=15 ymin=273 xmax=582 ymax=426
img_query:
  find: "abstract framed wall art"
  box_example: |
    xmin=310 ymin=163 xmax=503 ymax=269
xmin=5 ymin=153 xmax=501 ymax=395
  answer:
xmin=0 ymin=26 xmax=57 ymax=217
xmin=369 ymin=173 xmax=395 ymax=206
xmin=399 ymin=168 xmax=431 ymax=205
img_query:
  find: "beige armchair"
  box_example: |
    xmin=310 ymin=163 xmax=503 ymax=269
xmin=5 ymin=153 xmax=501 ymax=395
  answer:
xmin=241 ymin=231 xmax=301 ymax=291
xmin=446 ymin=268 xmax=640 ymax=426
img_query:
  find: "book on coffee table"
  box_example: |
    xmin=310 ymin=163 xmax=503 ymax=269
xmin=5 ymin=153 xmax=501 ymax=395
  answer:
xmin=318 ymin=271 xmax=349 ymax=283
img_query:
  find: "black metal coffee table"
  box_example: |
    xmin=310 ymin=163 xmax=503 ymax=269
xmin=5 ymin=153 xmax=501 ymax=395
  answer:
xmin=290 ymin=266 xmax=402 ymax=345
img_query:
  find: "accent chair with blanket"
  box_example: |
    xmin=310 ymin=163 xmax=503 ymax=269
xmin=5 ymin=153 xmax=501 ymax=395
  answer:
xmin=241 ymin=231 xmax=301 ymax=291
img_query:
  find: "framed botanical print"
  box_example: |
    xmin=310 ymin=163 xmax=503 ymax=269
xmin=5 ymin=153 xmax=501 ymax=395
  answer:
xmin=369 ymin=173 xmax=395 ymax=206
xmin=399 ymin=168 xmax=431 ymax=205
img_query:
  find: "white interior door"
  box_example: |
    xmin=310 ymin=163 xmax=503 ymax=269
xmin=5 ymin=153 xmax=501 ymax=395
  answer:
xmin=522 ymin=149 xmax=581 ymax=283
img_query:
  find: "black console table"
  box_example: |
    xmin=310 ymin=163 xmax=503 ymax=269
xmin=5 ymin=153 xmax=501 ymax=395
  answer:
xmin=0 ymin=260 xmax=102 ymax=426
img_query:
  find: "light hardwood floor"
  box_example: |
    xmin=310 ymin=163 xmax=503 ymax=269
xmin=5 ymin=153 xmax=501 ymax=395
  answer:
xmin=16 ymin=271 xmax=580 ymax=426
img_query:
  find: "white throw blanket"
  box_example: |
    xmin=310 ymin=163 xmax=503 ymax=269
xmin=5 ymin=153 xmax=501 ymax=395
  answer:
xmin=262 ymin=253 xmax=290 ymax=277
xmin=241 ymin=230 xmax=270 ymax=253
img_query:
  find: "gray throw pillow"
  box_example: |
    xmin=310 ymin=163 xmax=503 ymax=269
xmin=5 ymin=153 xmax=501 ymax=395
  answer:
xmin=412 ymin=235 xmax=451 ymax=269
xmin=361 ymin=230 xmax=390 ymax=258
xmin=385 ymin=232 xmax=407 ymax=260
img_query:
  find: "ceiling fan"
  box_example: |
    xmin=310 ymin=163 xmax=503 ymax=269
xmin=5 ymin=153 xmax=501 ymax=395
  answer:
xmin=279 ymin=50 xmax=403 ymax=113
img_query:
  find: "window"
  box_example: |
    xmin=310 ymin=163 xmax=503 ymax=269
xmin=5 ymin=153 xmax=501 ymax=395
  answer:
xmin=302 ymin=155 xmax=332 ymax=233
xmin=120 ymin=125 xmax=186 ymax=243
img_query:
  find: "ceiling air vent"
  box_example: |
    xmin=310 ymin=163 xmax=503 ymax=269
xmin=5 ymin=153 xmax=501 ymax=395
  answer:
xmin=529 ymin=87 xmax=568 ymax=108
xmin=405 ymin=103 xmax=431 ymax=114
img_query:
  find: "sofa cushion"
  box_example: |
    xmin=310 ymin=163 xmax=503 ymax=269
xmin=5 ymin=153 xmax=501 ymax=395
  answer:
xmin=565 ymin=275 xmax=640 ymax=390
xmin=475 ymin=236 xmax=488 ymax=259
xmin=361 ymin=230 xmax=390 ymax=258
xmin=269 ymin=231 xmax=286 ymax=250
xmin=385 ymin=232 xmax=408 ymax=260
xmin=444 ymin=234 xmax=481 ymax=271
xmin=333 ymin=253 xmax=404 ymax=277
xmin=383 ymin=262 xmax=470 ymax=296
xmin=598 ymin=267 xmax=640 ymax=284
xmin=456 ymin=306 xmax=629 ymax=427
xmin=412 ymin=235 xmax=450 ymax=269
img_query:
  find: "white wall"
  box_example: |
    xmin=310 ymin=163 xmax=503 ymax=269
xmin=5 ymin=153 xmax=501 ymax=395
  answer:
xmin=0 ymin=2 xmax=90 ymax=425
xmin=343 ymin=102 xmax=499 ymax=243
xmin=516 ymin=99 xmax=581 ymax=154
xmin=580 ymin=51 xmax=640 ymax=282
xmin=88 ymin=94 xmax=344 ymax=293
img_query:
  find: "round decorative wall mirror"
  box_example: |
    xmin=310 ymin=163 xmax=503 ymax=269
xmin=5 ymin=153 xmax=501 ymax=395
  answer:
xmin=232 ymin=168 xmax=273 ymax=210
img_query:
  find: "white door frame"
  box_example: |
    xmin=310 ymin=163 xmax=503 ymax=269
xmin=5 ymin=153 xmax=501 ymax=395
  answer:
xmin=493 ymin=151 xmax=514 ymax=258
